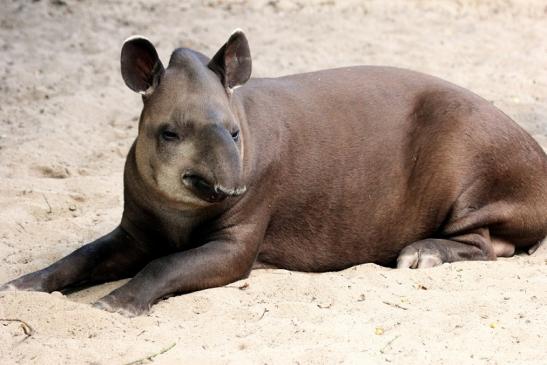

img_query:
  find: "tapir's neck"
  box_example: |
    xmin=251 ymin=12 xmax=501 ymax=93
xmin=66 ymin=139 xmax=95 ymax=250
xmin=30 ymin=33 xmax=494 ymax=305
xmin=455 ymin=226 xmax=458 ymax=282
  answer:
xmin=231 ymin=80 xmax=288 ymax=188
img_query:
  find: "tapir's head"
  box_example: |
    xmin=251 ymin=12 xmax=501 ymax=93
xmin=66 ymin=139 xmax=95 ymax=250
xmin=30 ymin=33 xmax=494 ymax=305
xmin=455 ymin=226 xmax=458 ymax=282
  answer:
xmin=121 ymin=31 xmax=251 ymax=207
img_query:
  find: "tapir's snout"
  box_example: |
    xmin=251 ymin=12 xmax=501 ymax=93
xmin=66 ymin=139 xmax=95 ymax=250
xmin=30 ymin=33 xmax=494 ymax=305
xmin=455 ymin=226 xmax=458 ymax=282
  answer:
xmin=180 ymin=123 xmax=246 ymax=204
xmin=182 ymin=171 xmax=246 ymax=203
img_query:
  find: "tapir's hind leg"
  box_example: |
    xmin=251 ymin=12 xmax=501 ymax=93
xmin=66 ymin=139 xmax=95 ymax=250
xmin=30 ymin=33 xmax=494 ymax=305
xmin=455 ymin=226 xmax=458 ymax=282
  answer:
xmin=0 ymin=226 xmax=154 ymax=293
xmin=397 ymin=234 xmax=527 ymax=269
xmin=397 ymin=199 xmax=546 ymax=269
xmin=397 ymin=229 xmax=496 ymax=269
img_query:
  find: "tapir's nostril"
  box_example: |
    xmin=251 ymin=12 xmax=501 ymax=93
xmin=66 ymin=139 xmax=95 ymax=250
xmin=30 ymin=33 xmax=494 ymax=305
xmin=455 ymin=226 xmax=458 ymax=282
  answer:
xmin=182 ymin=172 xmax=212 ymax=190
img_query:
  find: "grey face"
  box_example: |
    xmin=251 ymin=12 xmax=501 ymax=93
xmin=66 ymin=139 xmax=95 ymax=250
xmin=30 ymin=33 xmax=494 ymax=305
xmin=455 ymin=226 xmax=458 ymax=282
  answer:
xmin=120 ymin=32 xmax=252 ymax=207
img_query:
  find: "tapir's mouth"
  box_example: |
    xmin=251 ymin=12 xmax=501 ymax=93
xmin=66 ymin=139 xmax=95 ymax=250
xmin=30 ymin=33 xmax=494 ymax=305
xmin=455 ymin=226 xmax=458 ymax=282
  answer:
xmin=181 ymin=172 xmax=246 ymax=203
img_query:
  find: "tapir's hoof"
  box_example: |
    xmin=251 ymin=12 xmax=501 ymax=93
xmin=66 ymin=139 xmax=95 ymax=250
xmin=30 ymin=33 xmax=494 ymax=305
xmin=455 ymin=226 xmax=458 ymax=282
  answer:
xmin=0 ymin=283 xmax=18 ymax=292
xmin=0 ymin=272 xmax=48 ymax=292
xmin=93 ymin=294 xmax=149 ymax=317
xmin=397 ymin=243 xmax=444 ymax=269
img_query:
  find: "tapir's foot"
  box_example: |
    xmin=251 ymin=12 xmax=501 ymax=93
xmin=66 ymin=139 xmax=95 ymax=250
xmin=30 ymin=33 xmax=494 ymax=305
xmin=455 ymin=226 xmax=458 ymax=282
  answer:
xmin=93 ymin=292 xmax=150 ymax=317
xmin=397 ymin=242 xmax=443 ymax=269
xmin=397 ymin=238 xmax=488 ymax=269
xmin=0 ymin=283 xmax=17 ymax=292
xmin=0 ymin=271 xmax=50 ymax=292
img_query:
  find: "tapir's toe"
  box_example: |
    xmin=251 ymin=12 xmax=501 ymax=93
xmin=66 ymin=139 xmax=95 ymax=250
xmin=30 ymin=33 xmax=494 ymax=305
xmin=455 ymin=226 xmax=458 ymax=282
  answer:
xmin=396 ymin=244 xmax=443 ymax=269
xmin=93 ymin=294 xmax=149 ymax=317
xmin=0 ymin=283 xmax=18 ymax=292
xmin=0 ymin=272 xmax=49 ymax=292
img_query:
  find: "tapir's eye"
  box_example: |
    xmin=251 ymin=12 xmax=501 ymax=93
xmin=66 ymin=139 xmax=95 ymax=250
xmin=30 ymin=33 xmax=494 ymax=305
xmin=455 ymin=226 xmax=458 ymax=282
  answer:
xmin=231 ymin=130 xmax=240 ymax=142
xmin=161 ymin=130 xmax=180 ymax=142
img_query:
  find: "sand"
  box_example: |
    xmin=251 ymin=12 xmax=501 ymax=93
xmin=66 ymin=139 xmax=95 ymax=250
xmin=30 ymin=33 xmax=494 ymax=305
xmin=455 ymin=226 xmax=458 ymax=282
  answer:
xmin=0 ymin=0 xmax=546 ymax=364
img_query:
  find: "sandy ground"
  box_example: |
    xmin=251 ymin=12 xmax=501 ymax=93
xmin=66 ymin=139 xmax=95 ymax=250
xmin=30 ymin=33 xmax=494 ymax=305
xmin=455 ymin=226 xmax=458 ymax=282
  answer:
xmin=0 ymin=0 xmax=546 ymax=364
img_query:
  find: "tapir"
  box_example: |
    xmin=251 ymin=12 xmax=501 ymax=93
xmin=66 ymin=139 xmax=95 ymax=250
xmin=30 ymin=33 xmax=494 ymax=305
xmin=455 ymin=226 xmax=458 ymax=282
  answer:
xmin=2 ymin=30 xmax=547 ymax=316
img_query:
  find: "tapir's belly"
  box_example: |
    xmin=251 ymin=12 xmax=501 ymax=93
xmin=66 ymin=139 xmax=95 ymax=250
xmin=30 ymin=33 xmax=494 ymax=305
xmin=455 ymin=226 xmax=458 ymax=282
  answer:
xmin=257 ymin=192 xmax=441 ymax=271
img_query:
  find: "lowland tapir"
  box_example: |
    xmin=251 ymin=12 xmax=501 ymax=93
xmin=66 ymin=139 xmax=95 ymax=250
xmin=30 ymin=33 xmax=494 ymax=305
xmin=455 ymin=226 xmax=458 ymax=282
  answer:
xmin=2 ymin=30 xmax=547 ymax=316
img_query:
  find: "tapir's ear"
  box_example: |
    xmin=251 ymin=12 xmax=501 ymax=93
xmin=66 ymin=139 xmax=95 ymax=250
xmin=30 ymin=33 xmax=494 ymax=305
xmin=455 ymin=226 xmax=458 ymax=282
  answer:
xmin=121 ymin=36 xmax=164 ymax=95
xmin=208 ymin=30 xmax=252 ymax=91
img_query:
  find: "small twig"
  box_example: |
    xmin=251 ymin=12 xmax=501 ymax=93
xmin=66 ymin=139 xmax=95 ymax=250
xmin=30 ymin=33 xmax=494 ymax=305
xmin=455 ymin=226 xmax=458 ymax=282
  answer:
xmin=224 ymin=282 xmax=250 ymax=290
xmin=123 ymin=342 xmax=176 ymax=365
xmin=258 ymin=308 xmax=269 ymax=321
xmin=0 ymin=318 xmax=34 ymax=337
xmin=382 ymin=301 xmax=408 ymax=310
xmin=16 ymin=222 xmax=26 ymax=232
xmin=42 ymin=193 xmax=52 ymax=214
xmin=380 ymin=335 xmax=401 ymax=354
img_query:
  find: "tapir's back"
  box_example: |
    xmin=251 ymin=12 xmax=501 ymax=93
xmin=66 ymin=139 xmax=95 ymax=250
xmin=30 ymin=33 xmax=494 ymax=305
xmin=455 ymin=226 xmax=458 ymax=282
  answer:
xmin=237 ymin=66 xmax=547 ymax=271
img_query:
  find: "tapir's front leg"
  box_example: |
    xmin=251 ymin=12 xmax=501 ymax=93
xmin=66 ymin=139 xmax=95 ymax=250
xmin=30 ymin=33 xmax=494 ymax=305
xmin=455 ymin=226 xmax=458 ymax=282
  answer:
xmin=1 ymin=226 xmax=153 ymax=293
xmin=94 ymin=238 xmax=257 ymax=316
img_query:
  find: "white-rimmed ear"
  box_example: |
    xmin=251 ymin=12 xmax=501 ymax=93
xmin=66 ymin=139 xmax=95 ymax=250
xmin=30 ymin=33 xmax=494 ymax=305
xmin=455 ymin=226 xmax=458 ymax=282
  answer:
xmin=208 ymin=29 xmax=252 ymax=92
xmin=121 ymin=36 xmax=164 ymax=95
